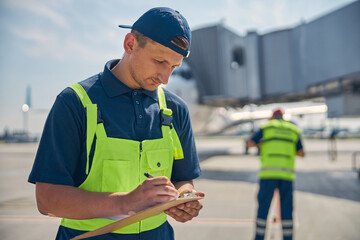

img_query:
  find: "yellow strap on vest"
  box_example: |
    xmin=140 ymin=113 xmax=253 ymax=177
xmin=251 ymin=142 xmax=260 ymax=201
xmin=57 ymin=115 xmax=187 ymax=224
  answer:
xmin=157 ymin=87 xmax=184 ymax=159
xmin=172 ymin=129 xmax=184 ymax=159
xmin=69 ymin=83 xmax=97 ymax=175
xmin=69 ymin=83 xmax=92 ymax=108
xmin=157 ymin=87 xmax=167 ymax=110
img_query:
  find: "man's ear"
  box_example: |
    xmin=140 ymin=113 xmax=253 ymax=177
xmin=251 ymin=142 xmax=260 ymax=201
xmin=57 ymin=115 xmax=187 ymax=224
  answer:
xmin=123 ymin=33 xmax=137 ymax=54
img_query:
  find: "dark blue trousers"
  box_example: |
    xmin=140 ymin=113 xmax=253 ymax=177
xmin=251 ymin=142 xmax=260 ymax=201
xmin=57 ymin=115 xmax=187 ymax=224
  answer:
xmin=254 ymin=179 xmax=293 ymax=240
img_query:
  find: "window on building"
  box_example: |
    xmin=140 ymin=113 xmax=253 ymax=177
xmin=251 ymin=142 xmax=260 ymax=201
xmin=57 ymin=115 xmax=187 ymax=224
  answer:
xmin=231 ymin=47 xmax=245 ymax=69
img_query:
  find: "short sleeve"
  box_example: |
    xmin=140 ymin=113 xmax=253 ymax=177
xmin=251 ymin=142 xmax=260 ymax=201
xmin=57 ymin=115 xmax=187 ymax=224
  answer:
xmin=250 ymin=129 xmax=263 ymax=144
xmin=165 ymin=92 xmax=201 ymax=182
xmin=28 ymin=88 xmax=87 ymax=187
xmin=296 ymin=136 xmax=304 ymax=151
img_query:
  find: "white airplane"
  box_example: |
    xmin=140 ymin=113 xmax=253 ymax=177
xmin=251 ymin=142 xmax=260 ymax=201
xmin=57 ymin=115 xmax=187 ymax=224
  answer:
xmin=164 ymin=63 xmax=328 ymax=136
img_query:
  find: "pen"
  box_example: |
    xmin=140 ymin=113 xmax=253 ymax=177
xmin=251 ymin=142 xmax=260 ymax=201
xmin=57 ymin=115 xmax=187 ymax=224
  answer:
xmin=144 ymin=173 xmax=154 ymax=178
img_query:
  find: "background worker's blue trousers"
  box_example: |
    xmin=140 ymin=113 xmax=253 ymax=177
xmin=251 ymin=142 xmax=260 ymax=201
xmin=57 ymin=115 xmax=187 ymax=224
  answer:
xmin=254 ymin=179 xmax=294 ymax=240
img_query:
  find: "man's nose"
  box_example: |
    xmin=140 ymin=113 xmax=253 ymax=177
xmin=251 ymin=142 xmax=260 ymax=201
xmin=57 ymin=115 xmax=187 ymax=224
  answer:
xmin=157 ymin=67 xmax=172 ymax=84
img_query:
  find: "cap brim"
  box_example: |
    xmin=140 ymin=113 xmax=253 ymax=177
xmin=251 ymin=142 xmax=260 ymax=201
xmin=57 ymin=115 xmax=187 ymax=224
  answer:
xmin=118 ymin=25 xmax=133 ymax=29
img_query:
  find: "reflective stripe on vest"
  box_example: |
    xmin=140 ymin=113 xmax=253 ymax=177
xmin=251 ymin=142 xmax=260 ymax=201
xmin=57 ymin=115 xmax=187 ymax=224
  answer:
xmin=259 ymin=119 xmax=300 ymax=181
xmin=61 ymin=84 xmax=184 ymax=234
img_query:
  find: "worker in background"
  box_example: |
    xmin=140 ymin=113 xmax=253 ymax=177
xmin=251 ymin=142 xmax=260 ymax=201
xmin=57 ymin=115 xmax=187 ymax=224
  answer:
xmin=246 ymin=108 xmax=305 ymax=240
xmin=328 ymin=127 xmax=339 ymax=161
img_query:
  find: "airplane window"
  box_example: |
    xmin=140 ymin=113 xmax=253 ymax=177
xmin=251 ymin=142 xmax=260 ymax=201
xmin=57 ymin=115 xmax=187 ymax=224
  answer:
xmin=231 ymin=47 xmax=244 ymax=69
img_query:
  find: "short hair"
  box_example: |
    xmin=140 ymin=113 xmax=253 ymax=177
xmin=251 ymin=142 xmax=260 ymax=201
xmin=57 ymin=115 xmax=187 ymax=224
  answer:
xmin=131 ymin=29 xmax=151 ymax=48
xmin=131 ymin=29 xmax=189 ymax=51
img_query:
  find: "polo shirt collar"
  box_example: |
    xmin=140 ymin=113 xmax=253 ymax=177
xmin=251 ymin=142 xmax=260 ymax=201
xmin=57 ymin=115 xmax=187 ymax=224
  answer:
xmin=101 ymin=59 xmax=158 ymax=101
xmin=141 ymin=88 xmax=158 ymax=101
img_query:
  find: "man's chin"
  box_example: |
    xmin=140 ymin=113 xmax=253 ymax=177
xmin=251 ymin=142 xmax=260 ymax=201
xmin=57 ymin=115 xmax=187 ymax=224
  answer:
xmin=143 ymin=85 xmax=159 ymax=91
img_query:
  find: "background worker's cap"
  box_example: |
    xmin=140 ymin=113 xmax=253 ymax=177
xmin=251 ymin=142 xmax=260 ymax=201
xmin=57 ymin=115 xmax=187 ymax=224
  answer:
xmin=272 ymin=108 xmax=284 ymax=119
xmin=119 ymin=7 xmax=191 ymax=58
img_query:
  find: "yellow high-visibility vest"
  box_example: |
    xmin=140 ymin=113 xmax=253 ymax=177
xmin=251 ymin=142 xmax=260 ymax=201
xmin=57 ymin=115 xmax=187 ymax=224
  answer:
xmin=259 ymin=119 xmax=300 ymax=181
xmin=61 ymin=83 xmax=183 ymax=234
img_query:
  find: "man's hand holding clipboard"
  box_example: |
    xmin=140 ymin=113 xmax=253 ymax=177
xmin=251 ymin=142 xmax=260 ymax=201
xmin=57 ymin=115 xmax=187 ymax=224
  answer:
xmin=71 ymin=174 xmax=205 ymax=240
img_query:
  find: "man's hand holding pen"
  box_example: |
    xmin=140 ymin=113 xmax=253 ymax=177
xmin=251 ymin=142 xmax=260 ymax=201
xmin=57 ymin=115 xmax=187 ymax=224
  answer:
xmin=126 ymin=173 xmax=204 ymax=223
xmin=125 ymin=173 xmax=179 ymax=214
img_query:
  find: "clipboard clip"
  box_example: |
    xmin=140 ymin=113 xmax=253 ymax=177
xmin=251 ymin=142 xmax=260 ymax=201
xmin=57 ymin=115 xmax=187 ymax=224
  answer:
xmin=179 ymin=193 xmax=198 ymax=198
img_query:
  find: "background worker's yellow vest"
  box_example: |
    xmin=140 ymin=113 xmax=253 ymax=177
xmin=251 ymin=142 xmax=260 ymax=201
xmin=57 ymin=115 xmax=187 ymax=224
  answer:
xmin=61 ymin=84 xmax=184 ymax=234
xmin=259 ymin=119 xmax=300 ymax=181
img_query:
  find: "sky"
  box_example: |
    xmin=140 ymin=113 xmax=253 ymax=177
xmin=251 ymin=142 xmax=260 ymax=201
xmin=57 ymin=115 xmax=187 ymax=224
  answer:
xmin=0 ymin=0 xmax=356 ymax=135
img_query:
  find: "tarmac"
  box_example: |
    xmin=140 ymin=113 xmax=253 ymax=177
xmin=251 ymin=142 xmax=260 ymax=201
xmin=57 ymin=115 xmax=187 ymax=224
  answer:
xmin=0 ymin=137 xmax=359 ymax=240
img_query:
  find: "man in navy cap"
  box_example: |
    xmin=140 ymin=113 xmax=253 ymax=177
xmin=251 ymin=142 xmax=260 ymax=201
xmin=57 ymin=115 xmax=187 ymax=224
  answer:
xmin=29 ymin=7 xmax=203 ymax=240
xmin=247 ymin=108 xmax=305 ymax=240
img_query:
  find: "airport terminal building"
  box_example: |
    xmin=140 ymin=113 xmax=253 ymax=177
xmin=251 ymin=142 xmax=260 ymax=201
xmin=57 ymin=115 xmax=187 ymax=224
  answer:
xmin=185 ymin=1 xmax=360 ymax=118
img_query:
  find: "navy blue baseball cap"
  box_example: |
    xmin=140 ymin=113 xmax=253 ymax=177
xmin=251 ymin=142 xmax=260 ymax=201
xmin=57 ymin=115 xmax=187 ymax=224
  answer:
xmin=119 ymin=7 xmax=191 ymax=58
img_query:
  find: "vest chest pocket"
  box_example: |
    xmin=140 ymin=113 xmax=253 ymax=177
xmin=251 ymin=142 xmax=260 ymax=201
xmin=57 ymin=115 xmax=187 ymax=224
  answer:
xmin=145 ymin=149 xmax=171 ymax=177
xmin=102 ymin=159 xmax=133 ymax=193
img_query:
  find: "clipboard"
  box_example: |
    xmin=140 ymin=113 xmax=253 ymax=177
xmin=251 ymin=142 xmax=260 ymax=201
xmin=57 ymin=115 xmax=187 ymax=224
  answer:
xmin=71 ymin=195 xmax=204 ymax=240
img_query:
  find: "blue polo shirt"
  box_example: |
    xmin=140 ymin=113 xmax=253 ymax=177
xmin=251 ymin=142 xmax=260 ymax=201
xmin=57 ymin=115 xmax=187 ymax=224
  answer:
xmin=28 ymin=59 xmax=201 ymax=240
